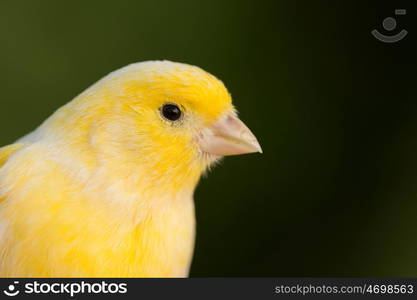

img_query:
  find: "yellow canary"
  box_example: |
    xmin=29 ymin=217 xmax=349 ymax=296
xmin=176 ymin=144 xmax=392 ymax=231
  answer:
xmin=0 ymin=61 xmax=261 ymax=277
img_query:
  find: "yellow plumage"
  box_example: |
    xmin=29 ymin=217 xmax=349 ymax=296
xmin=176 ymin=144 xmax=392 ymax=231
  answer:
xmin=0 ymin=61 xmax=261 ymax=277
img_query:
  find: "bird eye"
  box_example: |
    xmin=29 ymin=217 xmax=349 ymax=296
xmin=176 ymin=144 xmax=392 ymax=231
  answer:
xmin=160 ymin=103 xmax=182 ymax=121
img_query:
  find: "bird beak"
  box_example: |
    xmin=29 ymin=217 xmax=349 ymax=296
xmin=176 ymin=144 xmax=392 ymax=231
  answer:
xmin=198 ymin=114 xmax=262 ymax=156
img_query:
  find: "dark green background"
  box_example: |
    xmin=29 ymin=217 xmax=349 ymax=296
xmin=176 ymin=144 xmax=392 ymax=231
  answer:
xmin=0 ymin=0 xmax=416 ymax=276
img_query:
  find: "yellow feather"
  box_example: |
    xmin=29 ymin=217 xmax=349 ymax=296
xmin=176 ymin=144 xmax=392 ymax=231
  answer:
xmin=0 ymin=61 xmax=233 ymax=277
xmin=0 ymin=144 xmax=25 ymax=168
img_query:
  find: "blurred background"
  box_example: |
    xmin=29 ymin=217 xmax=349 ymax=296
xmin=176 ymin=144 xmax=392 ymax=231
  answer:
xmin=0 ymin=0 xmax=416 ymax=276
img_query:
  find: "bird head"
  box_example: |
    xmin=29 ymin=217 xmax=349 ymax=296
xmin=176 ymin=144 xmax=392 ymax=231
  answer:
xmin=44 ymin=61 xmax=261 ymax=193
